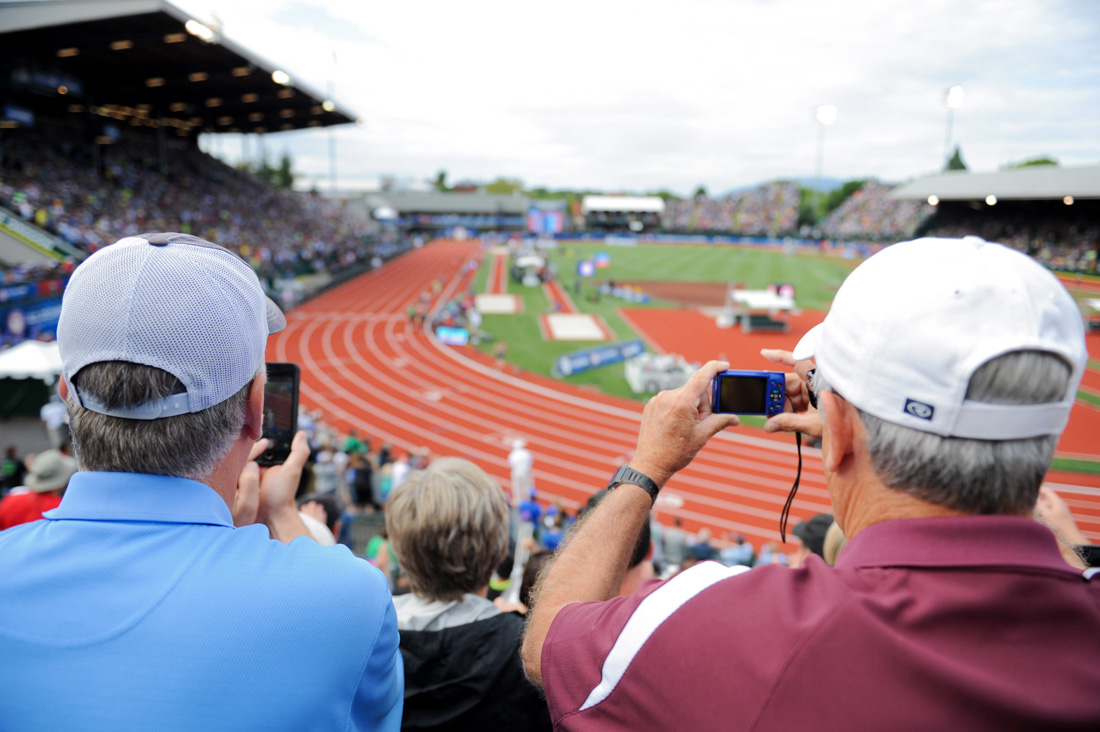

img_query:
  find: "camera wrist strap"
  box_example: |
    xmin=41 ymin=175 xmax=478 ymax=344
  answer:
xmin=779 ymin=432 xmax=802 ymax=543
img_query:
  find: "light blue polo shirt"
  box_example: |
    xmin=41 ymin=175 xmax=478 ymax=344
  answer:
xmin=0 ymin=471 xmax=403 ymax=731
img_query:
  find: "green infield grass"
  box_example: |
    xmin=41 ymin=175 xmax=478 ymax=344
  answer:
xmin=1051 ymin=456 xmax=1100 ymax=476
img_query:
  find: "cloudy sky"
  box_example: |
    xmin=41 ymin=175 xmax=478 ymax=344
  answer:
xmin=177 ymin=0 xmax=1100 ymax=195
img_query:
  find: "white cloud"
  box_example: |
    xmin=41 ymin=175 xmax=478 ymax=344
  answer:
xmin=183 ymin=0 xmax=1100 ymax=193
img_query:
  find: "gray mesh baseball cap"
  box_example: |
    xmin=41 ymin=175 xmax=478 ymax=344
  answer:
xmin=58 ymin=232 xmax=286 ymax=419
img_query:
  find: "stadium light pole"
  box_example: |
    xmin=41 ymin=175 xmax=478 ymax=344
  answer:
xmin=328 ymin=51 xmax=337 ymax=195
xmin=814 ymin=104 xmax=837 ymax=220
xmin=944 ymin=85 xmax=964 ymax=169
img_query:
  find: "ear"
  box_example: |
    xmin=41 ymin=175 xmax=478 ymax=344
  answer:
xmin=244 ymin=373 xmax=266 ymax=441
xmin=58 ymin=377 xmax=69 ymax=400
xmin=820 ymin=391 xmax=856 ymax=473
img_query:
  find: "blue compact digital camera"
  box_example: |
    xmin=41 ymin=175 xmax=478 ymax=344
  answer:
xmin=711 ymin=370 xmax=785 ymax=416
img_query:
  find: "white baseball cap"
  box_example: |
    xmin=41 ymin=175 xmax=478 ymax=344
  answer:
xmin=793 ymin=236 xmax=1085 ymax=440
xmin=58 ymin=232 xmax=286 ymax=419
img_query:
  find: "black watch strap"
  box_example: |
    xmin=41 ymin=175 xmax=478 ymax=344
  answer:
xmin=606 ymin=465 xmax=660 ymax=506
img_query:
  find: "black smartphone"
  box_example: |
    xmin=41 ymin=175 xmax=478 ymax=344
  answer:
xmin=258 ymin=362 xmax=300 ymax=466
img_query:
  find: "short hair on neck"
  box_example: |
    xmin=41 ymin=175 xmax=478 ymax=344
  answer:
xmin=66 ymin=361 xmax=252 ymax=479
xmin=817 ymin=350 xmax=1070 ymax=515
xmin=385 ymin=457 xmax=509 ymax=602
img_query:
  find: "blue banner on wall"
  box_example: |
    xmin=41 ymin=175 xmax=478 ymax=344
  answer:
xmin=1 ymin=297 xmax=63 ymax=344
xmin=553 ymin=338 xmax=645 ymax=378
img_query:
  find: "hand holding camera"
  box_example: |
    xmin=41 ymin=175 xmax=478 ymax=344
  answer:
xmin=631 ymin=360 xmax=740 ymax=487
xmin=757 ymin=349 xmax=822 ymax=439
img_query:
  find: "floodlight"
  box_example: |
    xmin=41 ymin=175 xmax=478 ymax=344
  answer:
xmin=946 ymin=85 xmax=965 ymax=109
xmin=985 ymin=195 xmax=997 ymax=206
xmin=272 ymin=70 xmax=291 ymax=85
xmin=816 ymin=104 xmax=837 ymax=126
xmin=322 ymin=100 xmax=336 ymax=112
xmin=185 ymin=20 xmax=216 ymax=43
xmin=927 ymin=195 xmax=939 ymax=206
xmin=1064 ymin=196 xmax=1074 ymax=205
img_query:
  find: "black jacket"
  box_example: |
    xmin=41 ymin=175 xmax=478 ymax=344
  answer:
xmin=398 ymin=612 xmax=552 ymax=731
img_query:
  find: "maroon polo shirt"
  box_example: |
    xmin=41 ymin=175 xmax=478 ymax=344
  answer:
xmin=542 ymin=516 xmax=1100 ymax=731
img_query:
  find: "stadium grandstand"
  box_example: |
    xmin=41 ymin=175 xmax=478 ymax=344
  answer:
xmin=365 ymin=191 xmax=529 ymax=237
xmin=893 ymin=164 xmax=1100 ymax=273
xmin=665 ymin=181 xmax=799 ymax=237
xmin=817 ymin=179 xmax=933 ymax=241
xmin=0 ymin=0 xmax=407 ymax=348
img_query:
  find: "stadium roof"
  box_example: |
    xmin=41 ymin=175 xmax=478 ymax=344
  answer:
xmin=0 ymin=0 xmax=358 ymax=136
xmin=582 ymin=196 xmax=665 ymax=214
xmin=369 ymin=192 xmax=530 ymax=215
xmin=889 ymin=164 xmax=1100 ymax=202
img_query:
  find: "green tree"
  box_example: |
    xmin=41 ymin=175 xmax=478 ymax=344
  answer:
xmin=485 ymin=176 xmax=524 ymax=195
xmin=248 ymin=153 xmax=294 ymax=189
xmin=693 ymin=185 xmax=708 ymax=199
xmin=797 ymin=188 xmax=819 ymax=228
xmin=825 ymin=179 xmax=868 ymax=214
xmin=435 ymin=169 xmax=449 ymax=191
xmin=274 ymin=153 xmax=295 ymax=189
xmin=1007 ymin=157 xmax=1058 ymax=169
xmin=646 ymin=189 xmax=679 ymax=202
xmin=945 ymin=145 xmax=967 ymax=171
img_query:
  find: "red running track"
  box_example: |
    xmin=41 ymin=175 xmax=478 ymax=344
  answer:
xmin=268 ymin=242 xmax=1100 ymax=544
xmin=487 ymin=253 xmax=508 ymax=295
xmin=543 ymin=278 xmax=579 ymax=314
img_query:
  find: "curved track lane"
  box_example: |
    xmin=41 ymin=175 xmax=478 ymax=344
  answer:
xmin=270 ymin=242 xmax=1100 ymax=545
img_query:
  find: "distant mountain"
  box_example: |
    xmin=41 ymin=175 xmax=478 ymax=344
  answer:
xmin=715 ymin=176 xmax=847 ymax=198
xmin=785 ymin=176 xmax=847 ymax=192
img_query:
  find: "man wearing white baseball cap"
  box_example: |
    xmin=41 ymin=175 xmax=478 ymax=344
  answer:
xmin=0 ymin=233 xmax=402 ymax=730
xmin=524 ymin=237 xmax=1100 ymax=730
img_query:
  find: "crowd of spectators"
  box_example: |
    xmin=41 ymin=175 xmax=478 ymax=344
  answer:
xmin=0 ymin=259 xmax=74 ymax=287
xmin=927 ymin=206 xmax=1100 ymax=274
xmin=666 ymin=181 xmax=800 ymax=236
xmin=0 ymin=121 xmax=409 ymax=307
xmin=817 ymin=180 xmax=933 ymax=240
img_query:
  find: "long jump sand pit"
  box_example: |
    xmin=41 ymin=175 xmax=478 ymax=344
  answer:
xmin=475 ymin=294 xmax=523 ymax=314
xmin=540 ymin=313 xmax=613 ymax=341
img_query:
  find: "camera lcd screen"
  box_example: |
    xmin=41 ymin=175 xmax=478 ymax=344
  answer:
xmin=718 ymin=375 xmax=768 ymax=414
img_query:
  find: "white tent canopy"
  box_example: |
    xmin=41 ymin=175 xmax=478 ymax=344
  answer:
xmin=0 ymin=340 xmax=63 ymax=383
xmin=582 ymin=195 xmax=665 ymax=214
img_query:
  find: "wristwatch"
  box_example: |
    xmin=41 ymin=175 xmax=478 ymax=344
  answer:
xmin=606 ymin=465 xmax=660 ymax=506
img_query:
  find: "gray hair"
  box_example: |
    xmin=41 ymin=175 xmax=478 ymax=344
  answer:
xmin=66 ymin=361 xmax=252 ymax=479
xmin=385 ymin=457 xmax=510 ymax=602
xmin=816 ymin=351 xmax=1071 ymax=514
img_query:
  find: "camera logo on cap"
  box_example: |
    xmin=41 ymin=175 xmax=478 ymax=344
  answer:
xmin=904 ymin=399 xmax=935 ymax=421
